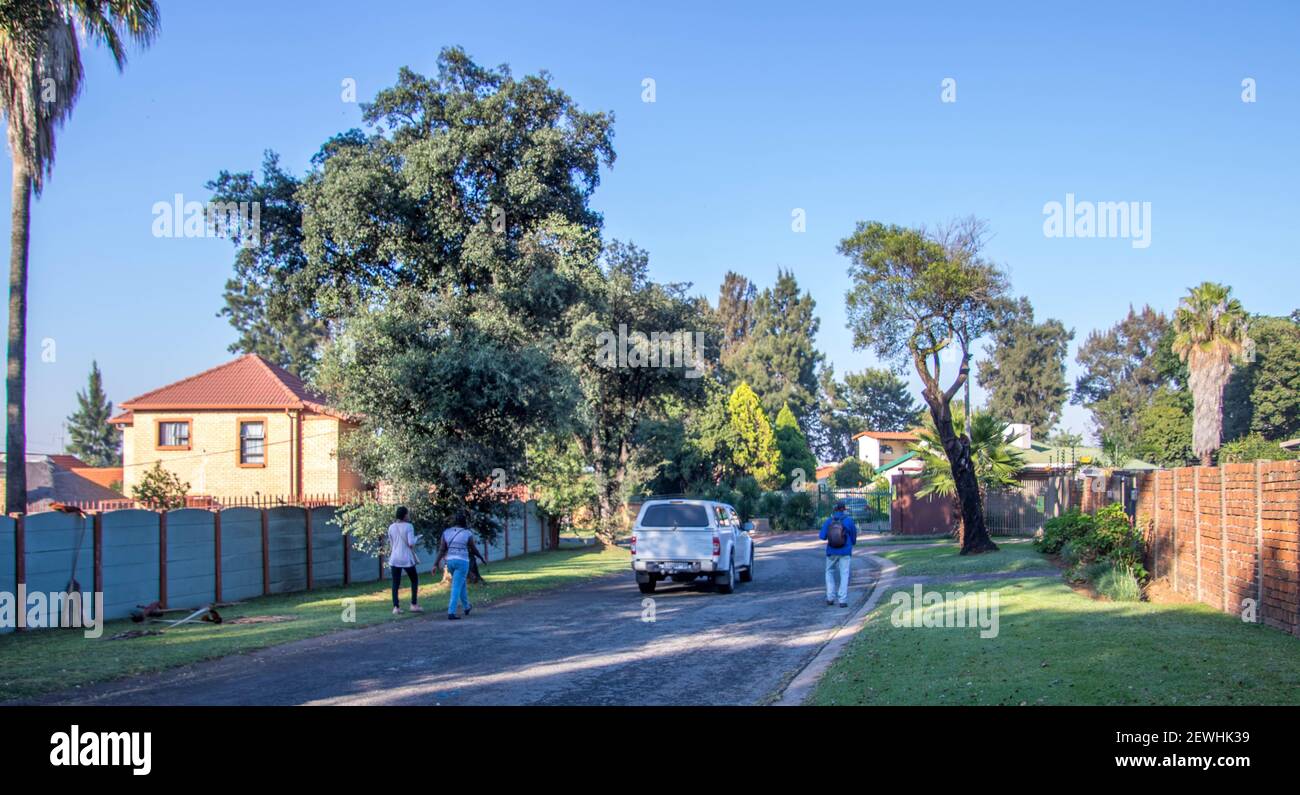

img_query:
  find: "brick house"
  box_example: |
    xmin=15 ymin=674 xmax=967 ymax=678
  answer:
xmin=110 ymin=354 xmax=364 ymax=500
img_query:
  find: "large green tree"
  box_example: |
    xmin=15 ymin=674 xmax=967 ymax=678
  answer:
xmin=840 ymin=217 xmax=1010 ymax=554
xmin=1172 ymin=282 xmax=1252 ymax=466
xmin=2 ymin=0 xmax=158 ymax=513
xmin=976 ymin=297 xmax=1073 ymax=438
xmin=1223 ymin=315 xmax=1300 ymax=443
xmin=815 ymin=366 xmax=921 ymax=461
xmin=567 ymin=240 xmax=715 ymax=536
xmin=64 ymin=360 xmax=119 ymax=466
xmin=725 ymin=269 xmax=824 ymax=426
xmin=311 ymin=49 xmax=615 ymax=550
xmin=207 ymin=150 xmax=333 ymax=378
xmin=1136 ymin=387 xmax=1194 ymax=468
xmin=1072 ymin=305 xmax=1171 ymax=450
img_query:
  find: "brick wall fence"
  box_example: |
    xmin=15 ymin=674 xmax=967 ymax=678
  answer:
xmin=1135 ymin=461 xmax=1300 ymax=637
xmin=0 ymin=499 xmax=553 ymax=633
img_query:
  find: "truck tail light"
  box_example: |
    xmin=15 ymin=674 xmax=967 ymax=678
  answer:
xmin=712 ymin=536 xmax=721 ymax=556
xmin=630 ymin=535 xmax=637 ymax=554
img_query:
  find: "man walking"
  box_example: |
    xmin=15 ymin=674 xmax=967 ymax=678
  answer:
xmin=819 ymin=501 xmax=858 ymax=607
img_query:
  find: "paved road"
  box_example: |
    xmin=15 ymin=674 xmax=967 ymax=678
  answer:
xmin=37 ymin=532 xmax=878 ymax=706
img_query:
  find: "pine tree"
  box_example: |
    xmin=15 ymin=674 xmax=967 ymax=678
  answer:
xmin=726 ymin=270 xmax=824 ymax=426
xmin=65 ymin=361 xmax=121 ymax=467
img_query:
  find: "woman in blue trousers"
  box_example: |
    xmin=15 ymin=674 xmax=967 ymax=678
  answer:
xmin=433 ymin=509 xmax=485 ymax=620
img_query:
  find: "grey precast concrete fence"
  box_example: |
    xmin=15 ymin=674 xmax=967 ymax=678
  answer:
xmin=0 ymin=500 xmax=550 ymax=633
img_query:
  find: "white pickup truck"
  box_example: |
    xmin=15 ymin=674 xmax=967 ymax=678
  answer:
xmin=630 ymin=499 xmax=755 ymax=594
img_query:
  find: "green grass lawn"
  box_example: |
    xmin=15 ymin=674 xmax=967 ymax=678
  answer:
xmin=813 ymin=573 xmax=1300 ymax=706
xmin=869 ymin=542 xmax=1055 ymax=577
xmin=0 ymin=544 xmax=629 ymax=702
xmin=861 ymin=535 xmax=1031 ymax=546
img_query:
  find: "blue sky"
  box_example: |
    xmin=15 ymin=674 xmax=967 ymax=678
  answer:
xmin=4 ymin=0 xmax=1299 ymax=456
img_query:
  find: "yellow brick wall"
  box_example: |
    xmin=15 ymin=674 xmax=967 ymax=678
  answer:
xmin=120 ymin=410 xmax=355 ymax=499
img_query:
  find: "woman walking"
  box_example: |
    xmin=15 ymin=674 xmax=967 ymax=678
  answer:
xmin=388 ymin=507 xmax=423 ymax=615
xmin=434 ymin=509 xmax=485 ymax=620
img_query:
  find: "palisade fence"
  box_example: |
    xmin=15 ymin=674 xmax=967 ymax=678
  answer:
xmin=1136 ymin=461 xmax=1300 ymax=637
xmin=0 ymin=498 xmax=551 ymax=634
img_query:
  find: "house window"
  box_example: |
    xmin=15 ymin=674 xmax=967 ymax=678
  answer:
xmin=881 ymin=444 xmax=894 ymax=456
xmin=157 ymin=421 xmax=190 ymax=449
xmin=239 ymin=421 xmax=266 ymax=466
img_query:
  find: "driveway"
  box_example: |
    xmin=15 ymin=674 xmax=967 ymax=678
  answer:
xmin=34 ymin=532 xmax=878 ymax=706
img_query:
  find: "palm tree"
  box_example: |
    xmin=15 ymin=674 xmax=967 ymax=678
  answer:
xmin=1 ymin=1 xmax=158 ymax=513
xmin=911 ymin=408 xmax=1026 ymax=498
xmin=1171 ymin=282 xmax=1252 ymax=467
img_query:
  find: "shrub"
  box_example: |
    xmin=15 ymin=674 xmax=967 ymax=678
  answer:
xmin=1058 ymin=539 xmax=1080 ymax=568
xmin=774 ymin=491 xmax=815 ymax=532
xmin=757 ymin=491 xmax=785 ymax=519
xmin=1094 ymin=563 xmax=1143 ymax=602
xmin=1035 ymin=508 xmax=1094 ymax=554
xmin=1078 ymin=504 xmax=1147 ymax=577
xmin=1218 ymin=434 xmax=1297 ymax=464
xmin=131 ymin=461 xmax=190 ymax=510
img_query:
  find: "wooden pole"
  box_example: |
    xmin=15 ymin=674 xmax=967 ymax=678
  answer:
xmin=343 ymin=533 xmax=352 ymax=585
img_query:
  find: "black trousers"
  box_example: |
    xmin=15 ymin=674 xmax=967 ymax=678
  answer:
xmin=391 ymin=566 xmax=419 ymax=606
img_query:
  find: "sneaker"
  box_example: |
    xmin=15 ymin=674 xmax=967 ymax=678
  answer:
xmin=464 ymin=605 xmax=472 ymax=616
xmin=408 ymin=604 xmax=424 ymax=613
xmin=838 ymin=602 xmax=849 ymax=608
xmin=392 ymin=607 xmax=402 ymax=615
xmin=825 ymin=599 xmax=834 ymax=606
xmin=447 ymin=614 xmax=460 ymax=621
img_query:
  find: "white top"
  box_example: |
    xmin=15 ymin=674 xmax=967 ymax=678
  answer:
xmin=442 ymin=527 xmax=472 ymax=562
xmin=387 ymin=522 xmax=419 ymax=568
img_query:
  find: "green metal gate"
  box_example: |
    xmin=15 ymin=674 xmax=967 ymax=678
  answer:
xmin=818 ymin=488 xmax=892 ymax=532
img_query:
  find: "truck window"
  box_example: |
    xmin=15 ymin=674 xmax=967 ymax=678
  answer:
xmin=641 ymin=503 xmax=710 ymax=528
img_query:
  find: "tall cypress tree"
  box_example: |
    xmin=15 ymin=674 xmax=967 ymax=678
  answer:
xmin=65 ymin=361 xmax=121 ymax=467
xmin=774 ymin=403 xmax=817 ymax=489
xmin=727 ymin=382 xmax=781 ymax=489
xmin=726 ymin=269 xmax=824 ymax=426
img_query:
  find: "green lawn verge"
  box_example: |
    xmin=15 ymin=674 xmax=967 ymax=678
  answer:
xmin=0 ymin=544 xmax=629 ymax=701
xmin=813 ymin=575 xmax=1300 ymax=706
xmin=870 ymin=543 xmax=1053 ymax=577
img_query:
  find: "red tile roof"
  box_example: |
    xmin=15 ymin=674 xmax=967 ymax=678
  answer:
xmin=70 ymin=466 xmax=123 ymax=490
xmin=108 ymin=409 xmax=133 ymax=425
xmin=120 ymin=354 xmax=348 ymax=418
xmin=48 ymin=454 xmax=88 ymax=469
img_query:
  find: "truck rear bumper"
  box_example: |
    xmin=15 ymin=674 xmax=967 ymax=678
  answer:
xmin=633 ymin=560 xmax=716 ymax=574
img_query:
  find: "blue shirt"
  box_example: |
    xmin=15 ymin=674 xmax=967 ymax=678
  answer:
xmin=819 ymin=511 xmax=857 ymax=556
